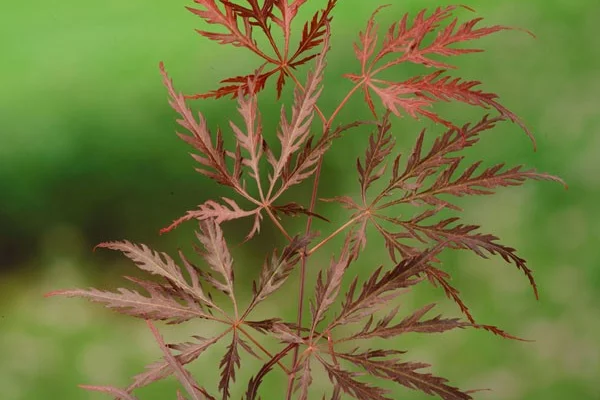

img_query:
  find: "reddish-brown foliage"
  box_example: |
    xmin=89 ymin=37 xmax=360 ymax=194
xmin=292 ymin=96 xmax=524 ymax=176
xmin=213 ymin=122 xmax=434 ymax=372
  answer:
xmin=47 ymin=1 xmax=565 ymax=399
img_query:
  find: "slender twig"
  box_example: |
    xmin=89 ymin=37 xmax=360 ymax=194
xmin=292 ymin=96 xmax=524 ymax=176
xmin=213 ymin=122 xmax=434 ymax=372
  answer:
xmin=238 ymin=325 xmax=291 ymax=374
xmin=307 ymin=212 xmax=366 ymax=256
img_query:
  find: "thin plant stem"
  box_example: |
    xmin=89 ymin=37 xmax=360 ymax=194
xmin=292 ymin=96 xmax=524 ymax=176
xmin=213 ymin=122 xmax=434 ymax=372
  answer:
xmin=306 ymin=212 xmax=366 ymax=256
xmin=284 ymin=78 xmax=362 ymax=400
xmin=265 ymin=206 xmax=293 ymax=241
xmin=238 ymin=325 xmax=291 ymax=374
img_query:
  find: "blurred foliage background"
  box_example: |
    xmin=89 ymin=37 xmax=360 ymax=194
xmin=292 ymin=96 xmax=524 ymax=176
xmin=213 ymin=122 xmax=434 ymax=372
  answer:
xmin=1 ymin=0 xmax=598 ymax=399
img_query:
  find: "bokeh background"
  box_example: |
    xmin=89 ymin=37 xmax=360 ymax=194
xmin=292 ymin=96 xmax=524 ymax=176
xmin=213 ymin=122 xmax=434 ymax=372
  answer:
xmin=1 ymin=0 xmax=598 ymax=399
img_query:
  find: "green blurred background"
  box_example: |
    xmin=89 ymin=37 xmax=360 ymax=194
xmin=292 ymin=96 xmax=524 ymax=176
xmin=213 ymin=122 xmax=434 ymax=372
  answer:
xmin=1 ymin=0 xmax=598 ymax=399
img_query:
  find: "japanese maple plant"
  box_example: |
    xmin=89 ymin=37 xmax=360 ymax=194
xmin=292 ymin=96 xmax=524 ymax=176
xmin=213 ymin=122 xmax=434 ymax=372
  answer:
xmin=48 ymin=1 xmax=565 ymax=399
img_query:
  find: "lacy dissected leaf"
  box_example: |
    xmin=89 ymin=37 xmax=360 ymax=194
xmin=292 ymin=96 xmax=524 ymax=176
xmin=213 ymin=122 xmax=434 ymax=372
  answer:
xmin=219 ymin=331 xmax=242 ymax=400
xmin=195 ymin=219 xmax=236 ymax=299
xmin=346 ymin=5 xmax=533 ymax=143
xmin=250 ymin=234 xmax=312 ymax=307
xmin=357 ymin=111 xmax=394 ymax=202
xmin=79 ymin=385 xmax=139 ymax=400
xmin=373 ymin=6 xmax=512 ymax=68
xmin=188 ymin=68 xmax=277 ymax=100
xmin=229 ymin=72 xmax=265 ymax=188
xmin=161 ymin=62 xmax=236 ymax=186
xmin=394 ymin=161 xmax=564 ymax=211
xmin=272 ymin=202 xmax=330 ymax=221
xmin=245 ymin=319 xmax=306 ymax=346
xmin=337 ymin=350 xmax=471 ymax=400
xmin=128 ymin=334 xmax=224 ymax=392
xmin=400 ymin=209 xmax=540 ymax=297
xmin=310 ymin=235 xmax=354 ymax=332
xmin=147 ymin=321 xmax=212 ymax=400
xmin=245 ymin=343 xmax=298 ymax=400
xmin=277 ymin=119 xmax=370 ymax=203
xmin=289 ymin=0 xmax=337 ymax=67
xmin=296 ymin=357 xmax=313 ymax=400
xmin=396 ymin=71 xmax=532 ymax=141
xmin=187 ymin=0 xmax=258 ymax=49
xmin=345 ymin=217 xmax=369 ymax=262
xmin=271 ymin=0 xmax=309 ymax=41
xmin=46 ymin=287 xmax=212 ymax=324
xmin=331 ymin=245 xmax=444 ymax=328
xmin=320 ymin=359 xmax=390 ymax=400
xmin=267 ymin=26 xmax=330 ymax=199
xmin=387 ymin=115 xmax=502 ymax=193
xmin=422 ymin=267 xmax=525 ymax=341
xmin=424 ymin=266 xmax=475 ymax=323
xmin=343 ymin=303 xmax=469 ymax=341
xmin=221 ymin=0 xmax=276 ymax=26
xmin=186 ymin=0 xmax=340 ymax=99
xmin=92 ymin=241 xmax=209 ymax=304
xmin=373 ymin=221 xmax=421 ymax=263
xmin=160 ymin=198 xmax=261 ymax=237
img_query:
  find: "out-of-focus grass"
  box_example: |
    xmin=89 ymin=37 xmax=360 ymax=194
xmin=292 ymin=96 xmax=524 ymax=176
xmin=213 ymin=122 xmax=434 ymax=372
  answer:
xmin=1 ymin=0 xmax=599 ymax=399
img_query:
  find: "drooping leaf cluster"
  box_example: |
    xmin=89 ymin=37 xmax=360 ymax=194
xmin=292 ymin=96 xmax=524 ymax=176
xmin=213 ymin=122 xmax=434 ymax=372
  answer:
xmin=47 ymin=1 xmax=565 ymax=399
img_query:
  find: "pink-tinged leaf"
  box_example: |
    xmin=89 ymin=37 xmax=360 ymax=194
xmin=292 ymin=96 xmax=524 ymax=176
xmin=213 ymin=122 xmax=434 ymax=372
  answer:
xmin=311 ymin=235 xmax=354 ymax=332
xmin=250 ymin=234 xmax=312 ymax=306
xmin=160 ymin=198 xmax=260 ymax=235
xmin=187 ymin=1 xmax=255 ymax=49
xmin=372 ymin=6 xmax=512 ymax=69
xmin=46 ymin=287 xmax=212 ymax=323
xmin=349 ymin=6 xmax=534 ymax=142
xmin=394 ymin=115 xmax=502 ymax=188
xmin=425 ymin=267 xmax=529 ymax=341
xmin=187 ymin=68 xmax=277 ymax=100
xmin=147 ymin=321 xmax=209 ymax=400
xmin=268 ymin=322 xmax=306 ymax=344
xmin=160 ymin=63 xmax=235 ymax=186
xmin=321 ymin=196 xmax=361 ymax=211
xmin=277 ymin=120 xmax=370 ymax=198
xmin=320 ymin=359 xmax=391 ymax=400
xmin=195 ymin=219 xmax=235 ymax=298
xmin=219 ymin=331 xmax=241 ymax=400
xmin=79 ymin=385 xmax=139 ymax=400
xmin=357 ymin=111 xmax=394 ymax=202
xmin=289 ymin=0 xmax=337 ymax=65
xmin=345 ymin=303 xmax=469 ymax=341
xmin=273 ymin=0 xmax=308 ymax=36
xmin=344 ymin=217 xmax=369 ymax=262
xmin=297 ymin=358 xmax=313 ymax=400
xmin=400 ymin=210 xmax=542 ymax=298
xmin=398 ymin=71 xmax=535 ymax=146
xmin=372 ymin=222 xmax=421 ymax=263
xmin=93 ymin=241 xmax=207 ymax=301
xmin=229 ymin=72 xmax=265 ymax=192
xmin=331 ymin=245 xmax=445 ymax=329
xmin=272 ymin=202 xmax=330 ymax=222
xmin=354 ymin=5 xmax=389 ymax=74
xmin=368 ymin=81 xmax=455 ymax=128
xmin=128 ymin=334 xmax=224 ymax=392
xmin=337 ymin=350 xmax=472 ymax=400
xmin=403 ymin=162 xmax=565 ymax=211
xmin=269 ymin=25 xmax=329 ymax=197
xmin=221 ymin=0 xmax=275 ymax=27
xmin=278 ymin=132 xmax=332 ymax=194
xmin=425 ymin=266 xmax=475 ymax=323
